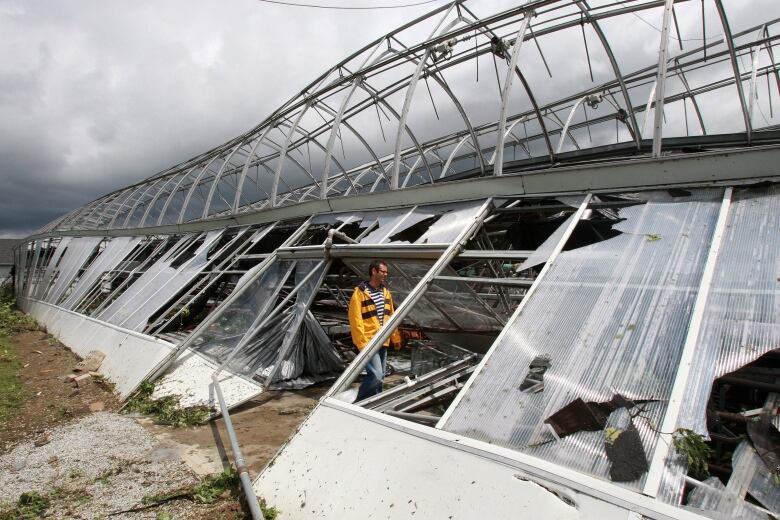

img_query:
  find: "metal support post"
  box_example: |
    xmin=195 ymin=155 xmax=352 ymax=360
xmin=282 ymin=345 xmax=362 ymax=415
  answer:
xmin=651 ymin=0 xmax=676 ymax=158
xmin=494 ymin=13 xmax=533 ymax=176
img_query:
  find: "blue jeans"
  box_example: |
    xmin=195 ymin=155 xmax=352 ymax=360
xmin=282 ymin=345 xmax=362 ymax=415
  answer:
xmin=355 ymin=347 xmax=387 ymax=402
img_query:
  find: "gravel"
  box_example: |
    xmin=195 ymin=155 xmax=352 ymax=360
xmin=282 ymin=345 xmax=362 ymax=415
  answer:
xmin=0 ymin=412 xmax=204 ymax=518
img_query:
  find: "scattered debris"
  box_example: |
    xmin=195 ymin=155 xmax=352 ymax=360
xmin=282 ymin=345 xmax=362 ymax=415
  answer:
xmin=122 ymin=381 xmax=210 ymax=427
xmin=74 ymin=351 xmax=105 ymax=373
xmin=544 ymin=394 xmax=653 ymax=438
xmin=604 ymin=410 xmax=648 ymax=482
xmin=519 ymin=356 xmax=551 ymax=393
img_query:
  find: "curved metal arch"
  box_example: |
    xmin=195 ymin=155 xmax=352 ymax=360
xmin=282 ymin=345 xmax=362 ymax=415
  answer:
xmin=156 ymin=165 xmax=201 ymax=226
xmin=272 ymin=103 xmax=312 ymax=207
xmin=177 ymin=155 xmax=224 ymax=224
xmin=64 ymin=196 xmax=112 ymax=230
xmin=232 ymin=125 xmax=277 ymax=214
xmin=576 ymin=1 xmax=642 ymax=148
xmin=122 ymin=177 xmax=167 ymax=228
xmin=107 ymin=184 xmax=153 ymax=229
xmin=390 ymin=9 xmax=488 ymax=189
xmin=202 ymin=140 xmax=254 ymax=219
xmin=714 ymin=0 xmax=752 ymax=144
xmin=139 ymin=171 xmax=188 ymax=228
xmin=401 ymin=147 xmax=441 ymax=187
xmin=320 ymin=39 xmax=388 ymax=199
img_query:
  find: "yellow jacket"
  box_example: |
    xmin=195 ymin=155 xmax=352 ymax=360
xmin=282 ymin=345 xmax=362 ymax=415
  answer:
xmin=348 ymin=282 xmax=402 ymax=351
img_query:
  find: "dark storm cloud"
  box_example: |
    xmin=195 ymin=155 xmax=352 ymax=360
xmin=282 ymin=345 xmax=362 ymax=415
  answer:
xmin=0 ymin=0 xmax=777 ymax=238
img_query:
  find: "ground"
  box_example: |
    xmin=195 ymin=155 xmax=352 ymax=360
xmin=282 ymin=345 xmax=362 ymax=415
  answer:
xmin=0 ymin=304 xmax=324 ymax=519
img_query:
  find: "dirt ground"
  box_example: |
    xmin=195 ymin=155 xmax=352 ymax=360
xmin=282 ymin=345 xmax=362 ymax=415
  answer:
xmin=0 ymin=325 xmax=326 ymax=519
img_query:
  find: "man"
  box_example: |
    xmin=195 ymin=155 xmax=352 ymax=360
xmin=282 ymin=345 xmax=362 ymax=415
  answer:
xmin=348 ymin=259 xmax=402 ymax=402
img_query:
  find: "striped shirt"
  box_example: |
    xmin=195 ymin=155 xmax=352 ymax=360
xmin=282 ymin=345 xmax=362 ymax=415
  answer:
xmin=366 ymin=284 xmax=385 ymax=324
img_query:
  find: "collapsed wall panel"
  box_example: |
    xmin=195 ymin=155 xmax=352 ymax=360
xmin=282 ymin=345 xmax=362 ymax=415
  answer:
xmin=440 ymin=190 xmax=723 ymax=488
xmin=97 ymin=230 xmax=224 ymax=331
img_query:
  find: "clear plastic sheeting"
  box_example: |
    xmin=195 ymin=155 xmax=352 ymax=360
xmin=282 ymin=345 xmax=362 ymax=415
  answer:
xmin=32 ymin=238 xmax=70 ymax=301
xmin=45 ymin=237 xmax=103 ymax=305
xmin=192 ymin=260 xmax=342 ymax=387
xmin=97 ymin=230 xmax=224 ymax=331
xmin=23 ymin=240 xmax=43 ymax=298
xmin=346 ymin=260 xmax=504 ymax=333
xmin=442 ymin=190 xmax=723 ymax=488
xmin=192 ymin=259 xmax=294 ymax=366
xmin=60 ymin=236 xmax=143 ymax=310
xmin=676 ymin=185 xmax=780 ymax=436
xmin=685 ymin=476 xmax=767 ymax=520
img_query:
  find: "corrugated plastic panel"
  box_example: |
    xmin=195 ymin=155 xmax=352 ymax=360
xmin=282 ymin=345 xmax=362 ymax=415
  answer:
xmin=676 ymin=185 xmax=780 ymax=435
xmin=97 ymin=230 xmax=223 ymax=331
xmin=60 ymin=236 xmax=143 ymax=310
xmin=45 ymin=237 xmax=102 ymax=305
xmin=33 ymin=237 xmax=70 ymax=301
xmin=442 ymin=189 xmax=722 ymax=488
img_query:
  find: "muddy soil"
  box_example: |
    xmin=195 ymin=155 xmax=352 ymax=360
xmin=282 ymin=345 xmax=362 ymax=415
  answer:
xmin=1 ymin=324 xmax=325 ymax=518
xmin=0 ymin=330 xmax=121 ymax=451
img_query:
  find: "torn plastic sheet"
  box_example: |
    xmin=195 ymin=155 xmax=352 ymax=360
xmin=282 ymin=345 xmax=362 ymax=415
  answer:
xmin=32 ymin=237 xmax=70 ymax=301
xmin=192 ymin=260 xmax=342 ymax=387
xmin=442 ymin=189 xmax=722 ymax=488
xmin=23 ymin=240 xmax=43 ymax=298
xmin=676 ymin=185 xmax=780 ymax=437
xmin=191 ymin=259 xmax=295 ymax=371
xmin=45 ymin=237 xmax=103 ymax=305
xmin=685 ymin=476 xmax=767 ymax=519
xmin=97 ymin=230 xmax=224 ymax=331
xmin=516 ymin=209 xmax=579 ymax=273
xmin=310 ymin=200 xmax=486 ymax=245
xmin=60 ymin=236 xmax=143 ymax=310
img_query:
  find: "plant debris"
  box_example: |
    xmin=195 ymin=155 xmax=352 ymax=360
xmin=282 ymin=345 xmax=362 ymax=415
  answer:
xmin=122 ymin=381 xmax=210 ymax=427
xmin=673 ymin=428 xmax=712 ymax=480
xmin=0 ymin=491 xmax=50 ymax=519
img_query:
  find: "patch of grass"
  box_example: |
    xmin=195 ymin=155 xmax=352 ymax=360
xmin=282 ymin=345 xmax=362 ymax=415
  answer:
xmin=260 ymin=498 xmax=279 ymax=520
xmin=0 ymin=491 xmax=50 ymax=519
xmin=122 ymin=380 xmax=210 ymax=427
xmin=0 ymin=336 xmax=25 ymax=424
xmin=143 ymin=467 xmax=239 ymax=506
xmin=0 ymin=293 xmax=36 ymax=337
xmin=50 ymin=485 xmax=91 ymax=505
xmin=673 ymin=428 xmax=712 ymax=480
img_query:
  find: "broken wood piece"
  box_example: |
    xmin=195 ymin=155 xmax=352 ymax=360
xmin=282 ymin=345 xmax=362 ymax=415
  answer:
xmin=72 ymin=373 xmax=91 ymax=387
xmin=74 ymin=350 xmax=105 ymax=373
xmin=32 ymin=350 xmax=43 ymax=355
xmin=88 ymin=401 xmax=105 ymax=412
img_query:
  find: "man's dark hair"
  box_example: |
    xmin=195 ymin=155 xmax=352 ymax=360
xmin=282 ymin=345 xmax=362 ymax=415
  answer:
xmin=368 ymin=260 xmax=387 ymax=278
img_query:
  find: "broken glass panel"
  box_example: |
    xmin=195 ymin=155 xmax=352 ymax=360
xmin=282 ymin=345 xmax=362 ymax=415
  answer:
xmin=97 ymin=230 xmax=223 ymax=331
xmin=441 ymin=189 xmax=723 ymax=488
xmin=60 ymin=236 xmax=143 ymax=310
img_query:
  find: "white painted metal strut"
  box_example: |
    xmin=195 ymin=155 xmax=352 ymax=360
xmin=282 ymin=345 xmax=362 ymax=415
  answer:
xmin=494 ymin=13 xmax=534 ymax=177
xmin=651 ymin=0 xmax=677 ymax=158
xmin=642 ymin=187 xmax=733 ymax=497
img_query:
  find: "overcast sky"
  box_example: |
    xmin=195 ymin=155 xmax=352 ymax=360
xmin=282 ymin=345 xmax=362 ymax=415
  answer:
xmin=1 ymin=0 xmax=776 ymax=238
xmin=0 ymin=0 xmax=449 ymax=237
